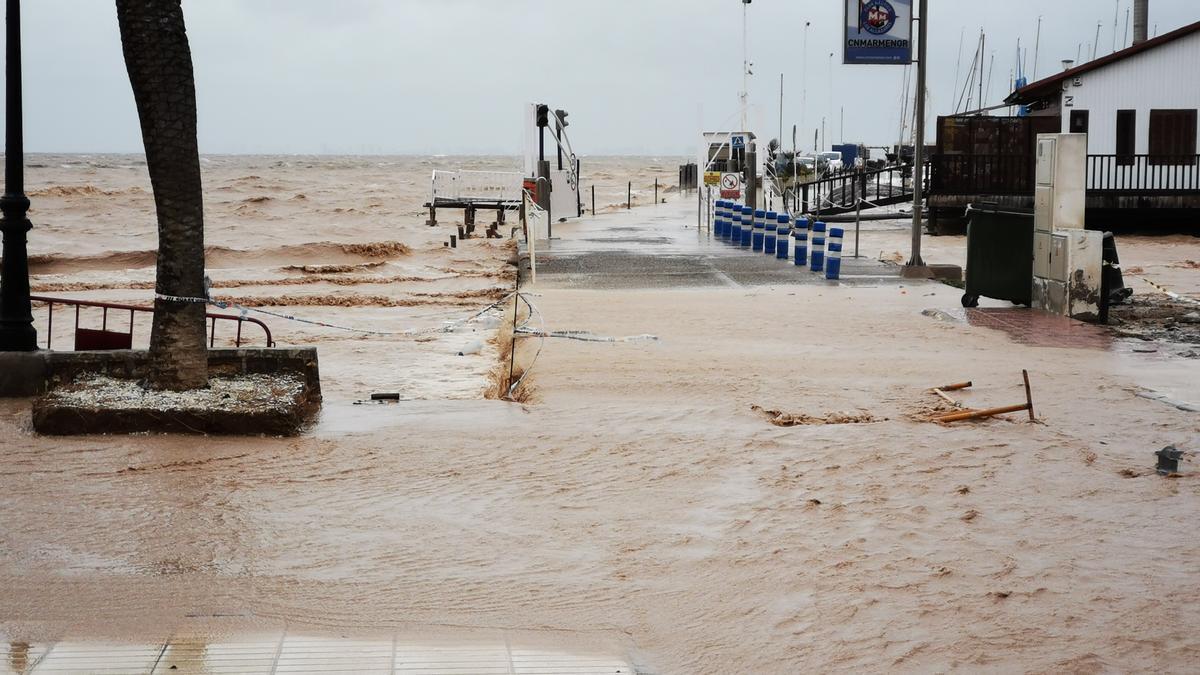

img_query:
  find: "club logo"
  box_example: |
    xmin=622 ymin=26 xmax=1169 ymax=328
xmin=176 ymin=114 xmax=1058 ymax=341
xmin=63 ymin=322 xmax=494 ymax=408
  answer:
xmin=860 ymin=1 xmax=897 ymax=35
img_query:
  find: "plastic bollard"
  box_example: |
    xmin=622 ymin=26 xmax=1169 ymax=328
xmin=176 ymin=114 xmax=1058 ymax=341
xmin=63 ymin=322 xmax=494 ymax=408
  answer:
xmin=752 ymin=209 xmax=767 ymax=252
xmin=741 ymin=207 xmax=754 ymax=248
xmin=776 ymin=214 xmax=790 ymax=259
xmin=793 ymin=217 xmax=809 ymax=266
xmin=715 ymin=200 xmax=727 ymax=238
xmin=764 ymin=211 xmax=778 ymax=255
xmin=810 ymin=221 xmax=827 ymax=273
xmin=826 ymin=227 xmax=844 ymax=280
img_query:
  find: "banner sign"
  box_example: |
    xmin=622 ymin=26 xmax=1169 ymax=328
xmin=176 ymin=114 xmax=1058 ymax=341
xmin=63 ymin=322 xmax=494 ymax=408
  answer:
xmin=844 ymin=0 xmax=913 ymax=65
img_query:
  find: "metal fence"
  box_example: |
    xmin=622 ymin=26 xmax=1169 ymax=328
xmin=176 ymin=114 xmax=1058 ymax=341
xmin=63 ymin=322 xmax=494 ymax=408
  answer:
xmin=1087 ymin=154 xmax=1200 ymax=193
xmin=930 ymin=154 xmax=1200 ymax=196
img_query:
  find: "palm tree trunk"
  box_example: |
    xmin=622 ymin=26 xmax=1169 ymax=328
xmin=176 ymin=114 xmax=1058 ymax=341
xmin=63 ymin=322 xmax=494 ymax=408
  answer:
xmin=116 ymin=0 xmax=208 ymax=390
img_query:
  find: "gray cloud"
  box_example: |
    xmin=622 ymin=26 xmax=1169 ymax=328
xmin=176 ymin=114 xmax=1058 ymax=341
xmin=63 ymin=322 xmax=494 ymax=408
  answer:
xmin=3 ymin=0 xmax=1194 ymax=155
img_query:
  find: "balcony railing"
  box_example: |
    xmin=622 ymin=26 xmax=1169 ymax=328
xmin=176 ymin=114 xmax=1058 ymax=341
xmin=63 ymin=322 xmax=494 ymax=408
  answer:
xmin=1087 ymin=154 xmax=1200 ymax=193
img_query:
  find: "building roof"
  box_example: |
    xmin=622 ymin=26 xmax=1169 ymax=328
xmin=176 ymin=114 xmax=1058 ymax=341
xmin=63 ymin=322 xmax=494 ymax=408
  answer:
xmin=1006 ymin=20 xmax=1200 ymax=105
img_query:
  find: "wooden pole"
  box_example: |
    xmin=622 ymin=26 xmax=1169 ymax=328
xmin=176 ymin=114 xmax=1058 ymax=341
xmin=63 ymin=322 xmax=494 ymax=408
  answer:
xmin=1022 ymin=369 xmax=1035 ymax=420
xmin=932 ymin=389 xmax=962 ymax=407
xmin=935 ymin=403 xmax=1031 ymax=424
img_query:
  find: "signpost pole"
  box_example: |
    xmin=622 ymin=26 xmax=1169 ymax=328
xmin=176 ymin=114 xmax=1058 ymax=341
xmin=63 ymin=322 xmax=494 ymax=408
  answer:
xmin=906 ymin=0 xmax=928 ymax=271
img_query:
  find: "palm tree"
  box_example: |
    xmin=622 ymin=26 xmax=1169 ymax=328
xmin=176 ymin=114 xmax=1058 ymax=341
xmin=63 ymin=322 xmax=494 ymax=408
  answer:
xmin=116 ymin=0 xmax=208 ymax=390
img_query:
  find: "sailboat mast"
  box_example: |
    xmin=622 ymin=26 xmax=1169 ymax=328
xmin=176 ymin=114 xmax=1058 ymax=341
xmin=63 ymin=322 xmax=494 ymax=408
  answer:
xmin=1032 ymin=16 xmax=1042 ymax=79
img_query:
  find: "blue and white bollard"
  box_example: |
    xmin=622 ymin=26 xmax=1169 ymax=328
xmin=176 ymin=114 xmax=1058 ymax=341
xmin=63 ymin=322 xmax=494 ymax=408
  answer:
xmin=793 ymin=217 xmax=809 ymax=266
xmin=714 ymin=200 xmax=725 ymax=238
xmin=763 ymin=211 xmax=778 ymax=255
xmin=776 ymin=214 xmax=790 ymax=259
xmin=741 ymin=206 xmax=754 ymax=248
xmin=730 ymin=206 xmax=742 ymax=244
xmin=826 ymin=227 xmax=844 ymax=280
xmin=810 ymin=221 xmax=827 ymax=273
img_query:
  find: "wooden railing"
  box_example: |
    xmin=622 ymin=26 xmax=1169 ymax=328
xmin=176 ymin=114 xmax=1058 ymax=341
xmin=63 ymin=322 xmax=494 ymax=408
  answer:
xmin=31 ymin=295 xmax=275 ymax=351
xmin=930 ymin=155 xmax=1035 ymax=196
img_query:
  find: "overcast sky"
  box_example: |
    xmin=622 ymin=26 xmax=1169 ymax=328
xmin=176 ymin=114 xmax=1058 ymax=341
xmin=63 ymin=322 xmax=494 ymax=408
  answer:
xmin=2 ymin=0 xmax=1195 ymax=156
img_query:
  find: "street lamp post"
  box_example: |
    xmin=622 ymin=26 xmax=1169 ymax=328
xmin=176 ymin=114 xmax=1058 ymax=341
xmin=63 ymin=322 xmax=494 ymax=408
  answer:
xmin=906 ymin=0 xmax=929 ymax=271
xmin=0 ymin=0 xmax=37 ymax=351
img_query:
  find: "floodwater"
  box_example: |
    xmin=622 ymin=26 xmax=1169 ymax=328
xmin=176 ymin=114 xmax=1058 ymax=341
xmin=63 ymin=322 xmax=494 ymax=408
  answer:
xmin=2 ymin=158 xmax=1199 ymax=673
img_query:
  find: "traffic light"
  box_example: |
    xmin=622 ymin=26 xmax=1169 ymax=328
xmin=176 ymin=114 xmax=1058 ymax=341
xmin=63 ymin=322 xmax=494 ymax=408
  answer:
xmin=536 ymin=104 xmax=550 ymax=128
xmin=555 ymin=109 xmax=569 ymax=128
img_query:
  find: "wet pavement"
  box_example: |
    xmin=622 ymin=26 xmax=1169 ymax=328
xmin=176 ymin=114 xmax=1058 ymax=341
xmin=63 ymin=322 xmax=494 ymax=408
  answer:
xmin=1 ymin=632 xmax=640 ymax=674
xmin=530 ymin=200 xmax=903 ymax=289
xmin=951 ymin=307 xmax=1116 ymax=350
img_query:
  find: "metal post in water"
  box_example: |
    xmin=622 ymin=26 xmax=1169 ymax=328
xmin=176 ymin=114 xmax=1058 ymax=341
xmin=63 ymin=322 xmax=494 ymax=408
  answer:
xmin=0 ymin=0 xmax=37 ymax=351
xmin=655 ymin=178 xmax=659 ymax=205
xmin=706 ymin=189 xmax=712 ymax=232
xmin=627 ymin=181 xmax=631 ymax=209
xmin=535 ymin=175 xmax=551 ymax=240
xmin=745 ymin=144 xmax=758 ymax=211
xmin=854 ymin=197 xmax=862 ymax=258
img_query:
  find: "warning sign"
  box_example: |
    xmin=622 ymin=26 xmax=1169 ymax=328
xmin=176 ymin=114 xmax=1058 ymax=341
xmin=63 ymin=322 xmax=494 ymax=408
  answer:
xmin=720 ymin=173 xmax=742 ymax=199
xmin=704 ymin=171 xmax=722 ymax=186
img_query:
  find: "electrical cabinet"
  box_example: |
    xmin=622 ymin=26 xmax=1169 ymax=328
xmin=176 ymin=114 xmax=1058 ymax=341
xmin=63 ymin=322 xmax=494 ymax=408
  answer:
xmin=1032 ymin=133 xmax=1102 ymax=322
xmin=1031 ymin=230 xmax=1103 ymax=320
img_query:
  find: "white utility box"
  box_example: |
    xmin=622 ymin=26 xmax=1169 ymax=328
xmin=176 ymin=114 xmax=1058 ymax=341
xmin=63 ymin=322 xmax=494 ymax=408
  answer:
xmin=1032 ymin=133 xmax=1103 ymax=321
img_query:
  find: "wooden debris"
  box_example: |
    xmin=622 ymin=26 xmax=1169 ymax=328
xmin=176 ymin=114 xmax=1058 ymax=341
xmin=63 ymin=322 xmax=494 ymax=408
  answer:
xmin=934 ymin=370 xmax=1035 ymax=424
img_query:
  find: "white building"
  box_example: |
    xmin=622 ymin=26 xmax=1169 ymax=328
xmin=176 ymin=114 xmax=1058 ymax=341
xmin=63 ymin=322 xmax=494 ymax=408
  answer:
xmin=1008 ymin=20 xmax=1199 ymax=191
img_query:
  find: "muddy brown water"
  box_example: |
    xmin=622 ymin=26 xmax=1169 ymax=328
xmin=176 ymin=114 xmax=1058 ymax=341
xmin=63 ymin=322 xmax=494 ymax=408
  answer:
xmin=2 ymin=159 xmax=1198 ymax=672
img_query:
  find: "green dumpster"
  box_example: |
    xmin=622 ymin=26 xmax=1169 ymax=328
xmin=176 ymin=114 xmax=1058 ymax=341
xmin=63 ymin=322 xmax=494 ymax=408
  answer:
xmin=961 ymin=203 xmax=1034 ymax=308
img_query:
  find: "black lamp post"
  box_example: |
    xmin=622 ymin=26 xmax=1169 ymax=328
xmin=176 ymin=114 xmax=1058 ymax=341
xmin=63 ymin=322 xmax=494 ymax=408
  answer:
xmin=0 ymin=0 xmax=37 ymax=351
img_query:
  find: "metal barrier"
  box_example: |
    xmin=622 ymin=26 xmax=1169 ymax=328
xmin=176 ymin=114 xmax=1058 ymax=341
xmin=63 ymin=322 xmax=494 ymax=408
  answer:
xmin=30 ymin=295 xmax=275 ymax=351
xmin=431 ymin=169 xmax=525 ymax=203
